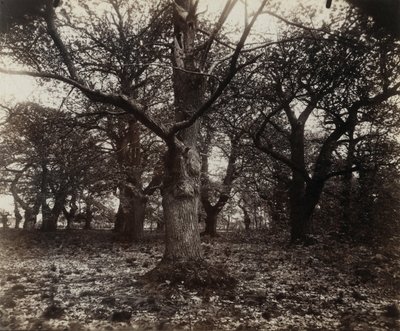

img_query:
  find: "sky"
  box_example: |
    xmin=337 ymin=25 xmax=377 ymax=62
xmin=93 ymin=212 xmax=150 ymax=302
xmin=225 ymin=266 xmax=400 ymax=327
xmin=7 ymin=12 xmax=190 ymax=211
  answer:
xmin=0 ymin=0 xmax=331 ymax=103
xmin=0 ymin=0 xmax=333 ymax=214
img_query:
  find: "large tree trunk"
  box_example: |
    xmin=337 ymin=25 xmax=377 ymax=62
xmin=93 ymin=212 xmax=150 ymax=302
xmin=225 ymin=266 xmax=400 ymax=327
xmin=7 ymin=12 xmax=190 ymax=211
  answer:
xmin=63 ymin=195 xmax=78 ymax=230
xmin=41 ymin=206 xmax=61 ymax=232
xmin=115 ymin=186 xmax=147 ymax=241
xmin=1 ymin=215 xmax=9 ymax=229
xmin=11 ymin=170 xmax=39 ymax=230
xmin=83 ymin=201 xmax=93 ymax=230
xmin=289 ymin=120 xmax=347 ymax=243
xmin=288 ymin=126 xmax=310 ymax=242
xmin=41 ymin=195 xmax=65 ymax=232
xmin=114 ymin=119 xmax=147 ymax=241
xmin=158 ymin=0 xmax=205 ymax=262
xmin=23 ymin=209 xmax=37 ymax=229
xmin=41 ymin=214 xmax=58 ymax=231
xmin=289 ymin=178 xmax=327 ymax=243
xmin=203 ymin=210 xmax=218 ymax=237
xmin=162 ymin=146 xmax=203 ymax=261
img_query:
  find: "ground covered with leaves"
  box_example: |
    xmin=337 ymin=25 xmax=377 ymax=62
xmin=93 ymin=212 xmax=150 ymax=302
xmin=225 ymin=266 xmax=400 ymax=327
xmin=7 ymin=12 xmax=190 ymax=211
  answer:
xmin=0 ymin=229 xmax=399 ymax=330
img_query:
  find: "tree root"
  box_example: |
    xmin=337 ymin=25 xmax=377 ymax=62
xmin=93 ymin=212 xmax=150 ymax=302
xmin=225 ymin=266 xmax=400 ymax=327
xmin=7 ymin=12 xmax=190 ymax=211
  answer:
xmin=144 ymin=260 xmax=237 ymax=290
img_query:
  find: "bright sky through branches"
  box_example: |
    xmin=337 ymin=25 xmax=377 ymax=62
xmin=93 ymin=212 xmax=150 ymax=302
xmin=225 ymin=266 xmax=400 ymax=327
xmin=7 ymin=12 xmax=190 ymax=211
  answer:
xmin=0 ymin=0 xmax=332 ymax=212
xmin=0 ymin=0 xmax=330 ymax=102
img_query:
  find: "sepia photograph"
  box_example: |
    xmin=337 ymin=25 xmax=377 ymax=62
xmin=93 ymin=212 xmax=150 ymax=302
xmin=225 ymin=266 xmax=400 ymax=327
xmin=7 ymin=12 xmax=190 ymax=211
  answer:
xmin=0 ymin=0 xmax=399 ymax=330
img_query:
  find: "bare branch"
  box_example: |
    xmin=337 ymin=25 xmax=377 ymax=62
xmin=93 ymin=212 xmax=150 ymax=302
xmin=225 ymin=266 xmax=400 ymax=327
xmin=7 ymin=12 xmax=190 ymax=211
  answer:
xmin=0 ymin=68 xmax=170 ymax=141
xmin=200 ymin=0 xmax=239 ymax=68
xmin=253 ymin=105 xmax=311 ymax=182
xmin=197 ymin=27 xmax=236 ymax=50
xmin=169 ymin=0 xmax=268 ymax=136
xmin=44 ymin=3 xmax=79 ymax=80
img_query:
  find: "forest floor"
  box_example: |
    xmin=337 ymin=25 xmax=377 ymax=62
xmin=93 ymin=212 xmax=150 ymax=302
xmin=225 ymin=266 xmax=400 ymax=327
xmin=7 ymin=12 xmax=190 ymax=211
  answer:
xmin=0 ymin=229 xmax=399 ymax=331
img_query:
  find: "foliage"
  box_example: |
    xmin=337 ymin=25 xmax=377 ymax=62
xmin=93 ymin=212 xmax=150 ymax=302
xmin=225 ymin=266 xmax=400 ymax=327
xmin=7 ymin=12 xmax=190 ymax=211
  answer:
xmin=0 ymin=102 xmax=114 ymax=228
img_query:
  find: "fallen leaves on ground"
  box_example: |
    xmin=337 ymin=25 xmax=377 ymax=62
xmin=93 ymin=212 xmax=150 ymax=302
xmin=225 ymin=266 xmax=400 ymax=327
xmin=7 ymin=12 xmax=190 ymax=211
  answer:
xmin=0 ymin=229 xmax=399 ymax=330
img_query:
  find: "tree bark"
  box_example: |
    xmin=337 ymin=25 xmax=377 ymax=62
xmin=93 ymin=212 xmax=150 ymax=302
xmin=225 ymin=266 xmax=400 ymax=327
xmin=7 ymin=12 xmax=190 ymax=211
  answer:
xmin=239 ymin=203 xmax=251 ymax=231
xmin=41 ymin=193 xmax=66 ymax=232
xmin=162 ymin=145 xmax=203 ymax=261
xmin=41 ymin=214 xmax=58 ymax=231
xmin=113 ymin=119 xmax=147 ymax=241
xmin=244 ymin=210 xmax=251 ymax=231
xmin=158 ymin=0 xmax=205 ymax=262
xmin=1 ymin=215 xmax=9 ymax=229
xmin=200 ymin=132 xmax=238 ymax=237
xmin=11 ymin=168 xmax=40 ymax=230
xmin=23 ymin=209 xmax=37 ymax=229
xmin=289 ymin=116 xmax=354 ymax=242
xmin=41 ymin=202 xmax=64 ymax=232
xmin=63 ymin=195 xmax=78 ymax=230
xmin=288 ymin=125 xmax=309 ymax=242
xmin=84 ymin=201 xmax=93 ymax=230
xmin=14 ymin=200 xmax=22 ymax=229
xmin=203 ymin=210 xmax=218 ymax=237
xmin=115 ymin=186 xmax=147 ymax=241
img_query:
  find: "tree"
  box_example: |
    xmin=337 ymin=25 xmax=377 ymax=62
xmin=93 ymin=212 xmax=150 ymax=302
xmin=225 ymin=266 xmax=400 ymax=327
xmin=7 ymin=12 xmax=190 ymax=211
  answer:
xmin=0 ymin=102 xmax=110 ymax=231
xmin=62 ymin=1 xmax=169 ymax=241
xmin=350 ymin=131 xmax=400 ymax=240
xmin=9 ymin=166 xmax=41 ymax=229
xmin=0 ymin=210 xmax=10 ymax=229
xmin=249 ymin=11 xmax=400 ymax=242
xmin=327 ymin=0 xmax=400 ymax=37
xmin=0 ymin=0 xmax=267 ymax=276
xmin=200 ymin=123 xmax=241 ymax=237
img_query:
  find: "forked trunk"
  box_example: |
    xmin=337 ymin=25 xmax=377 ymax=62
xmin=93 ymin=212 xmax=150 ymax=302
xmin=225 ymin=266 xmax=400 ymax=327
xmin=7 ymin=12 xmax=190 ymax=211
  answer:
xmin=200 ymin=134 xmax=238 ymax=237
